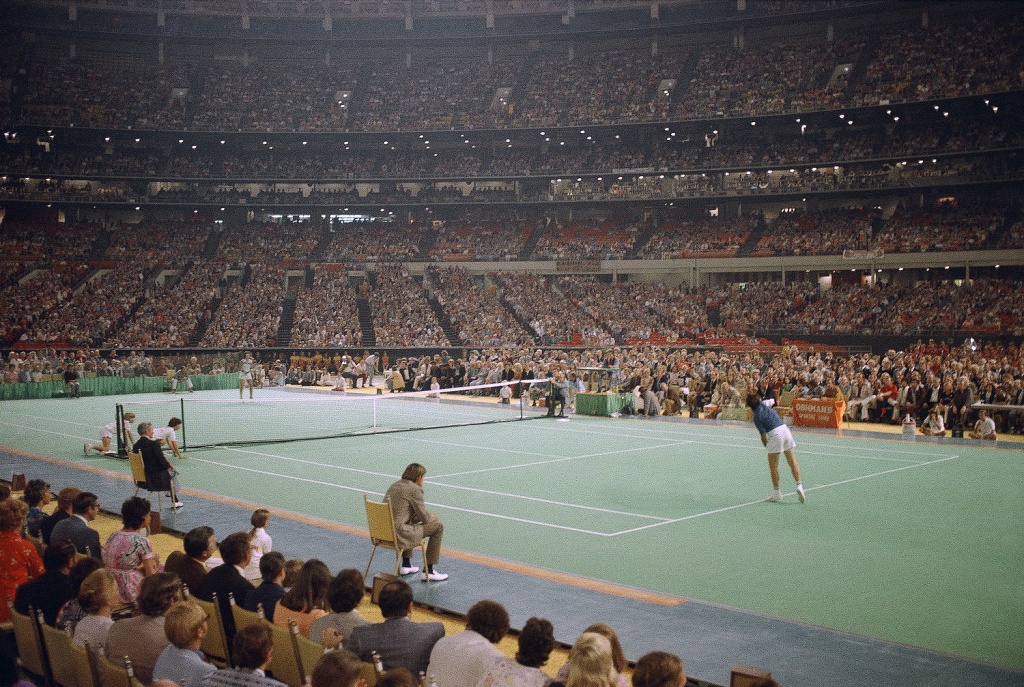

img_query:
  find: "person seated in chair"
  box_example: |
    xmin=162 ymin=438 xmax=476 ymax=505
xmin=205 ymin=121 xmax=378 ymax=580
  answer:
xmin=546 ymin=373 xmax=571 ymax=417
xmin=64 ymin=365 xmax=81 ymax=398
xmin=134 ymin=422 xmax=183 ymax=509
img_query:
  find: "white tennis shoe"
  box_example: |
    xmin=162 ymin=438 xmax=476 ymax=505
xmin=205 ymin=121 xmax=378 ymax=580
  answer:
xmin=399 ymin=566 xmax=420 ymax=576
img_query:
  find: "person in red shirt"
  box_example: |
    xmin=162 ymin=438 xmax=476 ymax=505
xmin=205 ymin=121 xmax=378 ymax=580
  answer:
xmin=0 ymin=499 xmax=45 ymax=622
xmin=874 ymin=372 xmax=899 ymax=423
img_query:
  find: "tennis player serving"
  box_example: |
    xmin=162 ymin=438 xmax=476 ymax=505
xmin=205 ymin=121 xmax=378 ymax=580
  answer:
xmin=746 ymin=393 xmax=806 ymax=504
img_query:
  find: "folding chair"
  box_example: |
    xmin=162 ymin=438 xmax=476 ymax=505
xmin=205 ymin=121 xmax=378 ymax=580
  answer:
xmin=8 ymin=603 xmax=49 ymax=683
xmin=229 ymin=592 xmax=266 ymax=638
xmin=191 ymin=593 xmax=230 ymax=667
xmin=290 ymin=620 xmax=327 ymax=685
xmin=268 ymin=620 xmax=304 ymax=687
xmin=39 ymin=621 xmax=79 ymax=687
xmin=363 ymin=495 xmax=427 ymax=580
xmin=128 ymin=450 xmax=178 ymax=510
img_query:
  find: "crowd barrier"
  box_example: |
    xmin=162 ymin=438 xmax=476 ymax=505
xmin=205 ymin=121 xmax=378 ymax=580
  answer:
xmin=0 ymin=373 xmax=240 ymax=401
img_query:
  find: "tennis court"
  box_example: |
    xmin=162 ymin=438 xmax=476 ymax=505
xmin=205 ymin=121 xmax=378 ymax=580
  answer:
xmin=2 ymin=387 xmax=1023 ymax=678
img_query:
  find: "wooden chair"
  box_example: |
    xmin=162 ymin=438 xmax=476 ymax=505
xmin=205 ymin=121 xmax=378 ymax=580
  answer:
xmin=229 ymin=592 xmax=266 ymax=638
xmin=192 ymin=593 xmax=231 ymax=667
xmin=290 ymin=621 xmax=327 ymax=685
xmin=363 ymin=495 xmax=427 ymax=580
xmin=39 ymin=621 xmax=79 ymax=687
xmin=268 ymin=620 xmax=304 ymax=687
xmin=128 ymin=450 xmax=178 ymax=510
xmin=8 ymin=603 xmax=49 ymax=683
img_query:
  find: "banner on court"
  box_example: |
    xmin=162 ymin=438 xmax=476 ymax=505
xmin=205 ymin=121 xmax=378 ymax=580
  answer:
xmin=791 ymin=398 xmax=845 ymax=428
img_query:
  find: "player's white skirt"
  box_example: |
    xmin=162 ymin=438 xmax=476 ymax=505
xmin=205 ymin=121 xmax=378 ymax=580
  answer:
xmin=766 ymin=424 xmax=796 ymax=454
xmin=239 ymin=372 xmax=253 ymax=381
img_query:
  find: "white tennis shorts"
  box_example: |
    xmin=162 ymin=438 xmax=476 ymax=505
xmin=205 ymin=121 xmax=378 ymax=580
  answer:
xmin=766 ymin=424 xmax=796 ymax=454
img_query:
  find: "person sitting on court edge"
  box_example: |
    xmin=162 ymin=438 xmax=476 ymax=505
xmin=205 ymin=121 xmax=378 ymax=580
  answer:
xmin=164 ymin=525 xmax=217 ymax=595
xmin=386 ymin=463 xmax=448 ymax=581
xmin=428 ymin=599 xmax=509 ymax=687
xmin=346 ymin=579 xmax=445 ymax=675
xmin=134 ymin=421 xmax=184 ymax=509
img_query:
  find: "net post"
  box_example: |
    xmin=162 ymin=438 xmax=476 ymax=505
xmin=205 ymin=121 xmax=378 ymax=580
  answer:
xmin=115 ymin=403 xmax=127 ymax=458
xmin=180 ymin=397 xmax=187 ymax=450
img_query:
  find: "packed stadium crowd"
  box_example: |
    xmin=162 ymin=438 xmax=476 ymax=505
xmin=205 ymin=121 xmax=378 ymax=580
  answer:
xmin=10 ymin=13 xmax=1024 ymax=134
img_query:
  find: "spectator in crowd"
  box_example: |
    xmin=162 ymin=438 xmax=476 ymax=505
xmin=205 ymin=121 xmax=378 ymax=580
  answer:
xmin=428 ymin=599 xmax=509 ymax=687
xmin=55 ymin=556 xmax=105 ymax=633
xmin=165 ymin=525 xmax=217 ymax=595
xmin=631 ymin=652 xmax=685 ymax=687
xmin=310 ymin=649 xmax=365 ymax=687
xmin=476 ymin=617 xmax=556 ymax=687
xmin=243 ymin=509 xmax=273 ymax=584
xmin=14 ymin=539 xmax=76 ymax=626
xmin=103 ymin=496 xmax=160 ymax=604
xmin=21 ymin=478 xmax=51 ymax=540
xmin=273 ymin=558 xmax=332 ymax=638
xmin=152 ymin=600 xmax=219 ymax=687
xmin=245 ymin=551 xmax=287 ymax=623
xmin=346 ymin=579 xmax=445 ymax=675
xmin=70 ymin=569 xmax=120 ymax=654
xmin=205 ymin=624 xmax=287 ymax=687
xmin=49 ymin=491 xmax=102 ymax=558
xmin=0 ymin=498 xmax=44 ymax=622
xmin=556 ymin=624 xmax=630 ymax=687
xmin=553 ymin=632 xmax=618 ymax=687
xmin=970 ymin=408 xmax=997 ymax=440
xmin=308 ymin=568 xmax=369 ymax=648
xmin=199 ymin=531 xmax=255 ymax=646
xmin=105 ymin=572 xmax=183 ymax=684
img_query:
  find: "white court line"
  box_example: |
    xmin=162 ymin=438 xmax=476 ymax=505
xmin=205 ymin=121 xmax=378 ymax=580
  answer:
xmin=423 ymin=439 xmax=695 ymax=479
xmin=427 ymin=479 xmax=673 ymax=522
xmin=559 ymin=422 xmax=951 ymax=458
xmin=220 ymin=445 xmax=673 ymax=523
xmin=185 ymin=455 xmax=616 ymax=536
xmin=219 ymin=446 xmax=398 ymax=480
xmin=611 ymin=454 xmax=961 ymax=536
xmin=2 ymin=411 xmax=99 ymax=429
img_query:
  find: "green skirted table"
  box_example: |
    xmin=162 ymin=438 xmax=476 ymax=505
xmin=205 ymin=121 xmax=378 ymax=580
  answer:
xmin=575 ymin=392 xmax=635 ymax=417
xmin=0 ymin=373 xmax=240 ymax=401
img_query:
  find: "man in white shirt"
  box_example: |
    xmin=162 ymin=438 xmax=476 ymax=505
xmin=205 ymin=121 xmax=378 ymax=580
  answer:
xmin=427 ymin=600 xmax=509 ymax=687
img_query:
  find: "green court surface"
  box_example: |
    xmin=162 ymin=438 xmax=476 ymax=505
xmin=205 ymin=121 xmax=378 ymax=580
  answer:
xmin=2 ymin=387 xmax=1022 ymax=670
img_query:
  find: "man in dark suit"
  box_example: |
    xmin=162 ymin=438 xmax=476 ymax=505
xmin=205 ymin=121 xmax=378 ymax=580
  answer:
xmin=48 ymin=491 xmax=102 ymax=558
xmin=346 ymin=579 xmax=444 ymax=675
xmin=39 ymin=486 xmax=80 ymax=545
xmin=386 ymin=463 xmax=447 ymax=581
xmin=13 ymin=540 xmax=76 ymax=625
xmin=164 ymin=525 xmax=216 ymax=595
xmin=198 ymin=531 xmax=255 ymax=647
xmin=134 ymin=421 xmax=183 ymax=509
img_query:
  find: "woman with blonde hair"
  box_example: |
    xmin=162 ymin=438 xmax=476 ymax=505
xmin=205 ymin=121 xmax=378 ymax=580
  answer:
xmin=556 ymin=625 xmax=628 ymax=687
xmin=72 ymin=569 xmax=120 ymax=653
xmin=554 ymin=633 xmax=617 ymax=687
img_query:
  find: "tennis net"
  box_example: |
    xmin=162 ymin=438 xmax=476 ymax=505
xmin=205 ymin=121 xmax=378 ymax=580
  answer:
xmin=116 ymin=378 xmax=553 ymax=450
